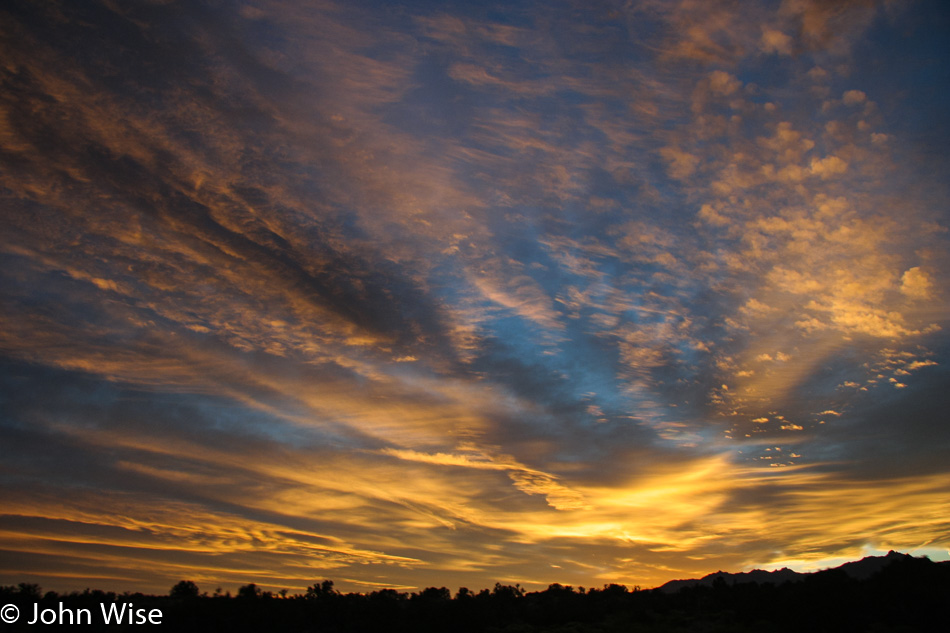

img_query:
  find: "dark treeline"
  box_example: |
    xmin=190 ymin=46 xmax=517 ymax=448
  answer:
xmin=2 ymin=555 xmax=947 ymax=632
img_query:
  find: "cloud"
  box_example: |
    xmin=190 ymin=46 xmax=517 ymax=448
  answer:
xmin=900 ymin=267 xmax=933 ymax=300
xmin=761 ymin=28 xmax=793 ymax=55
xmin=779 ymin=0 xmax=881 ymax=55
xmin=708 ymin=70 xmax=742 ymax=96
xmin=660 ymin=146 xmax=700 ymax=179
xmin=809 ymin=154 xmax=849 ymax=178
xmin=1 ymin=0 xmax=948 ymax=596
xmin=842 ymin=89 xmax=868 ymax=105
xmin=470 ymin=262 xmax=563 ymax=332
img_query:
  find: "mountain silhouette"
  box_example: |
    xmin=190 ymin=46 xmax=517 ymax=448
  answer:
xmin=658 ymin=550 xmax=928 ymax=592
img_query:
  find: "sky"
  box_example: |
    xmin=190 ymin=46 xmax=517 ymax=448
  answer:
xmin=1 ymin=0 xmax=949 ymax=595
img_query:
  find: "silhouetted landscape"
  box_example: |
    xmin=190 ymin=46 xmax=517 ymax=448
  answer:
xmin=4 ymin=0 xmax=950 ymax=617
xmin=2 ymin=552 xmax=947 ymax=631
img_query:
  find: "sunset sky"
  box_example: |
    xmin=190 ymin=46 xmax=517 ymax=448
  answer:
xmin=2 ymin=0 xmax=949 ymax=595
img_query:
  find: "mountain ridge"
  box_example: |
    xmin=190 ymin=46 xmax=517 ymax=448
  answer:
xmin=658 ymin=550 xmax=941 ymax=593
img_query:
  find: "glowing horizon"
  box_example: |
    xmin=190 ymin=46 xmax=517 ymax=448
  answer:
xmin=1 ymin=0 xmax=949 ymax=595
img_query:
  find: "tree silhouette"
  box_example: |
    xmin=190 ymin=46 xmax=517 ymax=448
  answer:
xmin=306 ymin=579 xmax=338 ymax=600
xmin=170 ymin=580 xmax=200 ymax=599
xmin=237 ymin=583 xmax=262 ymax=600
